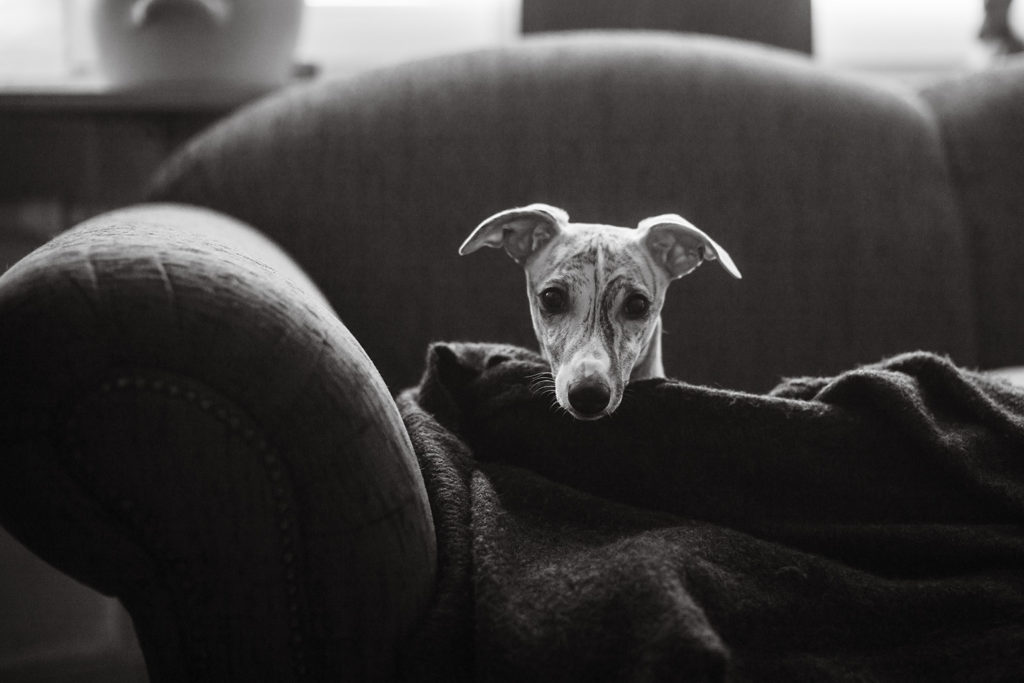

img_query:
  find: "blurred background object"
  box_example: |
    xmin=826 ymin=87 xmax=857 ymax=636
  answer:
xmin=522 ymin=0 xmax=812 ymax=53
xmin=299 ymin=0 xmax=521 ymax=77
xmin=4 ymin=1 xmax=1022 ymax=85
xmin=92 ymin=0 xmax=304 ymax=87
xmin=979 ymin=0 xmax=1024 ymax=56
xmin=814 ymin=0 xmax=986 ymax=83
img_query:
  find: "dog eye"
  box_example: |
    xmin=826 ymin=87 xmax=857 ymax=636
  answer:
xmin=623 ymin=293 xmax=650 ymax=319
xmin=539 ymin=287 xmax=568 ymax=314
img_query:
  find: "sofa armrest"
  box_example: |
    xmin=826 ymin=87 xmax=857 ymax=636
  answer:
xmin=0 ymin=204 xmax=436 ymax=681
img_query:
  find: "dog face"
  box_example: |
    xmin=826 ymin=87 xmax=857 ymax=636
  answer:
xmin=460 ymin=204 xmax=740 ymax=420
xmin=522 ymin=223 xmax=667 ymax=419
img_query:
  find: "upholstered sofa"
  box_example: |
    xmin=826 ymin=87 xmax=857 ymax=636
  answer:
xmin=2 ymin=33 xmax=1023 ymax=681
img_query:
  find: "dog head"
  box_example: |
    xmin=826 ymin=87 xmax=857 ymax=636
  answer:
xmin=460 ymin=203 xmax=741 ymax=420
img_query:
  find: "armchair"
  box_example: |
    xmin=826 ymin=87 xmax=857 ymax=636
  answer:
xmin=2 ymin=33 xmax=1023 ymax=681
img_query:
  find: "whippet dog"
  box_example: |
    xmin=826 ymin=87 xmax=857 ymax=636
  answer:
xmin=459 ymin=203 xmax=741 ymax=420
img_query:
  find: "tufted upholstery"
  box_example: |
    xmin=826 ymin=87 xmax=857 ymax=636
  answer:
xmin=1 ymin=33 xmax=1023 ymax=681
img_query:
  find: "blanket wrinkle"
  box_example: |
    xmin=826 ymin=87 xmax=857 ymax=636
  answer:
xmin=399 ymin=342 xmax=1024 ymax=682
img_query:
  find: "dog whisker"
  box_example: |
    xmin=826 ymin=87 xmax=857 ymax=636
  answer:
xmin=527 ymin=371 xmax=556 ymax=398
xmin=548 ymin=397 xmax=569 ymax=416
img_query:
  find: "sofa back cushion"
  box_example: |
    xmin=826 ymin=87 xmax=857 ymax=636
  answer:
xmin=150 ymin=33 xmax=977 ymax=391
xmin=922 ymin=60 xmax=1024 ymax=372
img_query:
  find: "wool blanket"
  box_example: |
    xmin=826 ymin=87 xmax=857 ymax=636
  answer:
xmin=397 ymin=343 xmax=1024 ymax=682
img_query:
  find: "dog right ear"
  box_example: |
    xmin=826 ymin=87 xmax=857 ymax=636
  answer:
xmin=459 ymin=204 xmax=567 ymax=265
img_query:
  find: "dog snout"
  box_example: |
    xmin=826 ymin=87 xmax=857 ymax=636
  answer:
xmin=567 ymin=379 xmax=611 ymax=418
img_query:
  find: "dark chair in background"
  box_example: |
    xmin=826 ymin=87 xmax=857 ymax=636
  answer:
xmin=522 ymin=0 xmax=813 ymax=53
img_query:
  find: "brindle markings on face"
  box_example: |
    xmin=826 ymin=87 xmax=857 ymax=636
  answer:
xmin=528 ymin=240 xmax=592 ymax=368
xmin=529 ymin=229 xmax=666 ymax=386
xmin=597 ymin=245 xmax=664 ymax=383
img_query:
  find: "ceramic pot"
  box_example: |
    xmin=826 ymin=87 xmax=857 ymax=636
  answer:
xmin=92 ymin=0 xmax=304 ymax=87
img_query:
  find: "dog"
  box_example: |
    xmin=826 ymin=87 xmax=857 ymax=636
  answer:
xmin=459 ymin=203 xmax=741 ymax=420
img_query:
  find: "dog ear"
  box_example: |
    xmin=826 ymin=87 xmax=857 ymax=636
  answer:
xmin=459 ymin=204 xmax=568 ymax=265
xmin=637 ymin=214 xmax=742 ymax=280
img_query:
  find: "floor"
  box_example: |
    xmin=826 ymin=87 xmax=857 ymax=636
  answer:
xmin=0 ymin=529 xmax=148 ymax=683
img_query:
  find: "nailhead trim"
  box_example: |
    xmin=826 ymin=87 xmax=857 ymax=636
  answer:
xmin=64 ymin=371 xmax=308 ymax=679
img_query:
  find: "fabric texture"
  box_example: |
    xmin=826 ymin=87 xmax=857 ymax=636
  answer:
xmin=0 ymin=205 xmax=436 ymax=681
xmin=398 ymin=342 xmax=1024 ymax=681
xmin=149 ymin=32 xmax=984 ymax=392
xmin=921 ymin=57 xmax=1024 ymax=370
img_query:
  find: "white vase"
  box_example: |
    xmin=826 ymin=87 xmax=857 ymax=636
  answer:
xmin=92 ymin=0 xmax=304 ymax=87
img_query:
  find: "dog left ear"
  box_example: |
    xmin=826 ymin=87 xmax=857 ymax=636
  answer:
xmin=459 ymin=204 xmax=568 ymax=265
xmin=637 ymin=214 xmax=742 ymax=280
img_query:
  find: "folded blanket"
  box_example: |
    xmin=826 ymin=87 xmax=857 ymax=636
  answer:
xmin=397 ymin=343 xmax=1024 ymax=682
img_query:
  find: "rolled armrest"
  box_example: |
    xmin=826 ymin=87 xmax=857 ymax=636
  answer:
xmin=0 ymin=204 xmax=436 ymax=681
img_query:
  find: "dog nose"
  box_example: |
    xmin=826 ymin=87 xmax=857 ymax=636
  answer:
xmin=568 ymin=381 xmax=611 ymax=417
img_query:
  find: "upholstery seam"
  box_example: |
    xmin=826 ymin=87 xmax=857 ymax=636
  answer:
xmin=62 ymin=370 xmax=310 ymax=680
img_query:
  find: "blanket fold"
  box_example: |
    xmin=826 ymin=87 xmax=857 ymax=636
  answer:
xmin=398 ymin=343 xmax=1024 ymax=682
